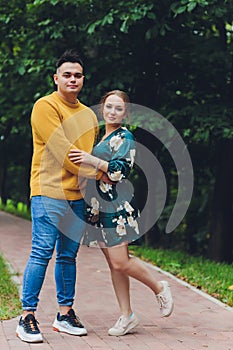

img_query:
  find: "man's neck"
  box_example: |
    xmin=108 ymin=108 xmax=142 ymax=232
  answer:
xmin=57 ymin=91 xmax=78 ymax=104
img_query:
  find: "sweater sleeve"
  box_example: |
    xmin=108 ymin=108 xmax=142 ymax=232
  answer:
xmin=31 ymin=98 xmax=102 ymax=179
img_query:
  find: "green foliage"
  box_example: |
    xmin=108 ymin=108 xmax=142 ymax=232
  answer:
xmin=130 ymin=245 xmax=233 ymax=307
xmin=0 ymin=255 xmax=21 ymax=320
xmin=0 ymin=0 xmax=233 ymax=260
xmin=0 ymin=199 xmax=31 ymax=220
xmin=86 ymin=1 xmax=155 ymax=34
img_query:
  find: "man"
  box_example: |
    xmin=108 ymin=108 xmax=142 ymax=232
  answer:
xmin=16 ymin=49 xmax=105 ymax=343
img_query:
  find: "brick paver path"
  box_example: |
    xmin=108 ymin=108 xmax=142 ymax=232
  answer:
xmin=0 ymin=211 xmax=232 ymax=349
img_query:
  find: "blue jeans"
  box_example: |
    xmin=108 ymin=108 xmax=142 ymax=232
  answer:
xmin=21 ymin=196 xmax=86 ymax=311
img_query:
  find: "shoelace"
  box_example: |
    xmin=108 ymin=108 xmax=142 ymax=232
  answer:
xmin=24 ymin=316 xmax=40 ymax=333
xmin=114 ymin=316 xmax=129 ymax=329
xmin=156 ymin=294 xmax=168 ymax=309
xmin=64 ymin=311 xmax=83 ymax=327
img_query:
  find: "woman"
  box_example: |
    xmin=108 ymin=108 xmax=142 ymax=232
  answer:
xmin=69 ymin=90 xmax=174 ymax=336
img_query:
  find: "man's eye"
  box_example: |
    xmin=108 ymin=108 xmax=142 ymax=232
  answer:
xmin=62 ymin=73 xmax=83 ymax=79
xmin=75 ymin=73 xmax=83 ymax=79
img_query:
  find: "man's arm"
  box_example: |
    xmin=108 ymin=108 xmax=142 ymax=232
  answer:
xmin=32 ymin=99 xmax=102 ymax=179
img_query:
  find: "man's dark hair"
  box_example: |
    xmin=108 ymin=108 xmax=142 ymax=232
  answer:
xmin=56 ymin=49 xmax=84 ymax=69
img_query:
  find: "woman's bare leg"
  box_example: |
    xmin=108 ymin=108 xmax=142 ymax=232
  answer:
xmin=100 ymin=242 xmax=173 ymax=336
xmin=104 ymin=243 xmax=163 ymax=294
xmin=101 ymin=246 xmax=132 ymax=317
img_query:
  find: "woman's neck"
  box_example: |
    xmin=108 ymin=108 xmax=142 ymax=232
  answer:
xmin=101 ymin=124 xmax=121 ymax=141
xmin=105 ymin=123 xmax=121 ymax=135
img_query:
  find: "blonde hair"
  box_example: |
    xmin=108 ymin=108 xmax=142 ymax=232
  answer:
xmin=100 ymin=90 xmax=130 ymax=123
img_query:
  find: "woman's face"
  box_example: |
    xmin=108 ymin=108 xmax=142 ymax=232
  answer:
xmin=103 ymin=94 xmax=126 ymax=125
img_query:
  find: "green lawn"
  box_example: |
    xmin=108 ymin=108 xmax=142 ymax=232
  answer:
xmin=129 ymin=245 xmax=233 ymax=308
xmin=0 ymin=255 xmax=22 ymax=320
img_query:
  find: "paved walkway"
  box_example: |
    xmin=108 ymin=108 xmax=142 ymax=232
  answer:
xmin=0 ymin=211 xmax=232 ymax=350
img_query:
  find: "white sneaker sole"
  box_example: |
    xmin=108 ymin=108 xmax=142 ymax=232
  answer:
xmin=16 ymin=325 xmax=43 ymax=343
xmin=162 ymin=301 xmax=174 ymax=317
xmin=52 ymin=319 xmax=87 ymax=336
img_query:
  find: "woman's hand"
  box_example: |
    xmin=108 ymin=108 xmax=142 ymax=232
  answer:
xmin=68 ymin=149 xmax=95 ymax=165
xmin=69 ymin=149 xmax=114 ymax=184
xmin=69 ymin=149 xmax=109 ymax=173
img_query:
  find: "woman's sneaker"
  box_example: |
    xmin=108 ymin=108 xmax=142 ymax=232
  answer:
xmin=108 ymin=312 xmax=139 ymax=336
xmin=16 ymin=314 xmax=43 ymax=343
xmin=52 ymin=309 xmax=87 ymax=336
xmin=156 ymin=280 xmax=174 ymax=317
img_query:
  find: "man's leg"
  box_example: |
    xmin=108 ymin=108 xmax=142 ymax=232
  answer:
xmin=17 ymin=196 xmax=59 ymax=343
xmin=52 ymin=199 xmax=87 ymax=335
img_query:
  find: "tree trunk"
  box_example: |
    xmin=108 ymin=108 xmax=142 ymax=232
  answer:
xmin=0 ymin=163 xmax=8 ymax=205
xmin=208 ymin=140 xmax=233 ymax=263
xmin=133 ymin=127 xmax=163 ymax=247
xmin=0 ymin=139 xmax=8 ymax=206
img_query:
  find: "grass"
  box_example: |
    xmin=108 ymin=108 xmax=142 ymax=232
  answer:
xmin=129 ymin=245 xmax=233 ymax=308
xmin=0 ymin=198 xmax=31 ymax=220
xmin=0 ymin=255 xmax=22 ymax=320
xmin=0 ymin=199 xmax=29 ymax=319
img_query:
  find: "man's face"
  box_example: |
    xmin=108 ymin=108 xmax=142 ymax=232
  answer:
xmin=53 ymin=62 xmax=84 ymax=100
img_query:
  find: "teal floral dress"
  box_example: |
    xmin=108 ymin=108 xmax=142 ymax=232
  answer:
xmin=83 ymin=127 xmax=140 ymax=247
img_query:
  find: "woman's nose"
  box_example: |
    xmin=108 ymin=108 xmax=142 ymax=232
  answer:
xmin=109 ymin=107 xmax=116 ymax=114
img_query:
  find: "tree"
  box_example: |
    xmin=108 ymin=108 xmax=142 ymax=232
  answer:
xmin=0 ymin=0 xmax=232 ymax=261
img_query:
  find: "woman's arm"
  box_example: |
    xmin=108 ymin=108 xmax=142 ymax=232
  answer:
xmin=69 ymin=130 xmax=136 ymax=183
xmin=68 ymin=149 xmax=109 ymax=173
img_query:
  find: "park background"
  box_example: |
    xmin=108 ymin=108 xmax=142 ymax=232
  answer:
xmin=0 ymin=0 xmax=232 ymax=265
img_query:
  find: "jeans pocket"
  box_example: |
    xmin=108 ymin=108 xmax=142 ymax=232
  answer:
xmin=31 ymin=196 xmax=45 ymax=219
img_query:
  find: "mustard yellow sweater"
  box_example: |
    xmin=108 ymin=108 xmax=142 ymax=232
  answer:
xmin=30 ymin=91 xmax=101 ymax=200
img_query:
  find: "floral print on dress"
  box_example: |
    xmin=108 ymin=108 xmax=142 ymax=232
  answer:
xmin=107 ymin=170 xmax=124 ymax=182
xmin=124 ymin=201 xmax=134 ymax=214
xmin=127 ymin=215 xmax=139 ymax=234
xmin=113 ymin=215 xmax=127 ymax=236
xmin=109 ymin=133 xmax=125 ymax=152
xmin=86 ymin=197 xmax=100 ymax=223
xmin=129 ymin=149 xmax=136 ymax=168
xmin=99 ymin=181 xmax=113 ymax=194
xmin=84 ymin=127 xmax=140 ymax=247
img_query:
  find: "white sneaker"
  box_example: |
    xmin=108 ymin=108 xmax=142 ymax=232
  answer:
xmin=52 ymin=309 xmax=87 ymax=336
xmin=156 ymin=280 xmax=174 ymax=317
xmin=16 ymin=314 xmax=43 ymax=343
xmin=108 ymin=312 xmax=139 ymax=336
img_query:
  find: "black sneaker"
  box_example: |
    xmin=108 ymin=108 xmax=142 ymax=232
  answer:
xmin=16 ymin=314 xmax=43 ymax=343
xmin=52 ymin=309 xmax=87 ymax=336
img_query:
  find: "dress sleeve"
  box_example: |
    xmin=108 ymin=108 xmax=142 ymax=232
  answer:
xmin=107 ymin=130 xmax=136 ymax=182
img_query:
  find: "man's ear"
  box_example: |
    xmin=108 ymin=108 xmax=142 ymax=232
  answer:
xmin=53 ymin=73 xmax=58 ymax=86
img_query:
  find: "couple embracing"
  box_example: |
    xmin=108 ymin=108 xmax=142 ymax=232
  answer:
xmin=16 ymin=49 xmax=173 ymax=343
